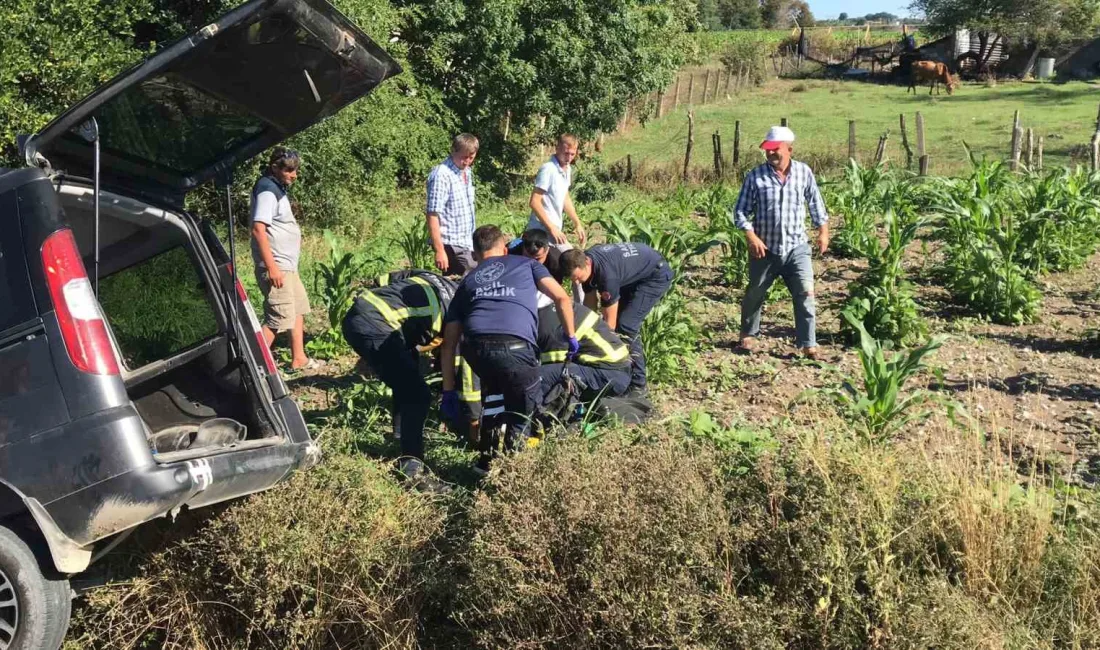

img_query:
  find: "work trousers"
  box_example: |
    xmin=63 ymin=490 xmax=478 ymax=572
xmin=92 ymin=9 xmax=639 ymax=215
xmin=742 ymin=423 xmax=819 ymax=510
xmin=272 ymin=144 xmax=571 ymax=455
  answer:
xmin=616 ymin=264 xmax=674 ymax=389
xmin=740 ymin=242 xmax=817 ymax=348
xmin=539 ymin=363 xmax=631 ymax=402
xmin=463 ymin=335 xmax=541 ymax=453
xmin=342 ymin=312 xmax=430 ymax=460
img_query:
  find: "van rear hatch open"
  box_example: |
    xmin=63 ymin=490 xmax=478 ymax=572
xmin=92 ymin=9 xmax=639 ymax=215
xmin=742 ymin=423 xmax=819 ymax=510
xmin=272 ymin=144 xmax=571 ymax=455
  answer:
xmin=22 ymin=0 xmax=401 ymax=208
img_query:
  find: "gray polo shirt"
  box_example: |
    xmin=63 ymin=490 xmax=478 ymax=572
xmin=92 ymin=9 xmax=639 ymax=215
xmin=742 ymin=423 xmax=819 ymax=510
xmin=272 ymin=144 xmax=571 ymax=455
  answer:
xmin=526 ymin=156 xmax=571 ymax=233
xmin=250 ymin=175 xmax=302 ymax=272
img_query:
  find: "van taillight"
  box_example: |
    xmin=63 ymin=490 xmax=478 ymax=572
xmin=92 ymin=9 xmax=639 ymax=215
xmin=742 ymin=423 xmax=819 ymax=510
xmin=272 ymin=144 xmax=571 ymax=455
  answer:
xmin=41 ymin=229 xmax=120 ymax=375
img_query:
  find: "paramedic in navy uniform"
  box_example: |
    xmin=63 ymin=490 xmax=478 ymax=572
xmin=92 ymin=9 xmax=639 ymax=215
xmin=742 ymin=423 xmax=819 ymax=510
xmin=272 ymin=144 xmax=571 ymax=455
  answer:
xmin=560 ymin=242 xmax=672 ymax=397
xmin=440 ymin=225 xmax=578 ymax=473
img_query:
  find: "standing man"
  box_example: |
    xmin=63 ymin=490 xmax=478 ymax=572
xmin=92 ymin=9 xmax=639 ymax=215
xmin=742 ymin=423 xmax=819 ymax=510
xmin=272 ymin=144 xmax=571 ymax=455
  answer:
xmin=560 ymin=243 xmax=673 ymax=397
xmin=250 ymin=147 xmax=317 ymax=371
xmin=440 ymin=225 xmax=578 ymax=473
xmin=427 ymin=134 xmax=480 ymax=276
xmin=733 ymin=126 xmax=829 ymax=360
xmin=527 ymin=134 xmax=586 ymax=248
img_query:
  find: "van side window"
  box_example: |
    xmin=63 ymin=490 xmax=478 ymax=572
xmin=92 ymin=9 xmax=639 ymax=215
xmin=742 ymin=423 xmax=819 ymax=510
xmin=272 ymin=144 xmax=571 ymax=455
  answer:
xmin=97 ymin=245 xmax=219 ymax=368
xmin=0 ymin=192 xmax=38 ymax=334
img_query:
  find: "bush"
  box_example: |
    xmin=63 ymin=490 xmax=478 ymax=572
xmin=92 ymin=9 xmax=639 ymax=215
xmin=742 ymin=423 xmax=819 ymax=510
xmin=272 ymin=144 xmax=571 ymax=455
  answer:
xmin=69 ymin=455 xmax=447 ymax=650
xmin=452 ymin=435 xmax=786 ymax=649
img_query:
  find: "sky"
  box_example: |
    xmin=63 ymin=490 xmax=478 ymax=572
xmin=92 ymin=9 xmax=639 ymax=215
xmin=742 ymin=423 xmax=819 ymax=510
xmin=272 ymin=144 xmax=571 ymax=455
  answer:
xmin=809 ymin=0 xmax=915 ymax=20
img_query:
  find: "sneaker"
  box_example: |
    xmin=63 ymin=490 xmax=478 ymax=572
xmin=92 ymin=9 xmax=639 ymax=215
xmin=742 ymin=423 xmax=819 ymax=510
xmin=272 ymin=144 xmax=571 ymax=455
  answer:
xmin=396 ymin=458 xmax=451 ymax=495
xmin=472 ymin=453 xmax=493 ymax=477
xmin=625 ymin=385 xmax=649 ymax=400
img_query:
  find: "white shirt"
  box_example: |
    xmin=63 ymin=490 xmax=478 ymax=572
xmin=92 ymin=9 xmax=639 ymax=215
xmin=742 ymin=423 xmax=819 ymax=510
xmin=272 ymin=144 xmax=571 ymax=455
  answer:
xmin=526 ymin=156 xmax=571 ymax=233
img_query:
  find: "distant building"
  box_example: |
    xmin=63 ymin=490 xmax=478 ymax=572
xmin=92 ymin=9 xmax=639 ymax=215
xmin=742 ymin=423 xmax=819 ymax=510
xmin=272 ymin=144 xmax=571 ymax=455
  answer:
xmin=1055 ymin=37 xmax=1100 ymax=79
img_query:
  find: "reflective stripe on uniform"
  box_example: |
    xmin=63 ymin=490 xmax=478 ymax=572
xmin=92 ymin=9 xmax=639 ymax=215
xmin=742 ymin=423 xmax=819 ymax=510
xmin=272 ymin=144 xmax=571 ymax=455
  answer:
xmin=457 ymin=356 xmax=481 ymax=402
xmin=358 ymin=279 xmax=442 ymax=333
xmin=539 ymin=310 xmax=628 ymax=365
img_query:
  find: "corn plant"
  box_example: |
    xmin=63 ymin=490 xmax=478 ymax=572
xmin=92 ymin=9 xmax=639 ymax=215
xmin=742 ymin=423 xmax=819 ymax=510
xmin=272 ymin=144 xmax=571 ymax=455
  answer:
xmin=841 ymin=210 xmax=926 ymax=345
xmin=824 ymin=312 xmax=944 ymax=443
xmin=1010 ymin=168 xmax=1100 ymax=276
xmin=591 ymin=205 xmax=717 ymax=282
xmin=310 ymin=230 xmax=379 ymax=359
xmin=824 ymin=160 xmax=889 ymax=259
xmin=640 ymin=290 xmax=699 ymax=385
xmin=696 ymin=185 xmax=749 ymax=287
xmin=397 ymin=219 xmax=434 ymax=270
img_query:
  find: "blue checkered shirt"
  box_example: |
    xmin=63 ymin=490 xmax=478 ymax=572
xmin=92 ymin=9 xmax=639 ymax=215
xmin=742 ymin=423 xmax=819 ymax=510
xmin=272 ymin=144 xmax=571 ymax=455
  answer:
xmin=426 ymin=157 xmax=476 ymax=250
xmin=733 ymin=160 xmax=828 ymax=257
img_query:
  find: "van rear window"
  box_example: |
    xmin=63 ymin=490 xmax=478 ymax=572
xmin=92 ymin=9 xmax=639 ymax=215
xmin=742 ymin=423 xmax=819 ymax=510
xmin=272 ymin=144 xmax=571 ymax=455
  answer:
xmin=97 ymin=246 xmax=219 ymax=368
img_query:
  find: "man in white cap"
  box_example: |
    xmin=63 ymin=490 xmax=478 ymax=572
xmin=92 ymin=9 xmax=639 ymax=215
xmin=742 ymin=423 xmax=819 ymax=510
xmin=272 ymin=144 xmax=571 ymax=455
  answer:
xmin=732 ymin=125 xmax=829 ymax=360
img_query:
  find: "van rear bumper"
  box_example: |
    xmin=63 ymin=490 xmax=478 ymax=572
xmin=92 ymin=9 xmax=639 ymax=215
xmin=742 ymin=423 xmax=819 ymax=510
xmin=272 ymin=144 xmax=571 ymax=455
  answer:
xmin=42 ymin=438 xmax=318 ymax=550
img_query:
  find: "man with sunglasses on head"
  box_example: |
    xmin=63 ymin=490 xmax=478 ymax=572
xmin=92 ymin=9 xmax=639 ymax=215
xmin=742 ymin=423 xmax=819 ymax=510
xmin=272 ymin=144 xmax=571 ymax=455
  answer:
xmin=251 ymin=147 xmax=318 ymax=371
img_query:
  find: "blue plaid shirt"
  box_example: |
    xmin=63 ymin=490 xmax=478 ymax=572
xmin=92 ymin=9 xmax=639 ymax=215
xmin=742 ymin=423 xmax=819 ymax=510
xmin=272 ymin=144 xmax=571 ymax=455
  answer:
xmin=426 ymin=157 xmax=476 ymax=250
xmin=733 ymin=160 xmax=828 ymax=257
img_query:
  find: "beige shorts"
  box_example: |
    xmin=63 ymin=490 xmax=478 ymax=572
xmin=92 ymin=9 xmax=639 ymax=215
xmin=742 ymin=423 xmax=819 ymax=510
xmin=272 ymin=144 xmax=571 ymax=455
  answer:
xmin=257 ymin=270 xmax=311 ymax=332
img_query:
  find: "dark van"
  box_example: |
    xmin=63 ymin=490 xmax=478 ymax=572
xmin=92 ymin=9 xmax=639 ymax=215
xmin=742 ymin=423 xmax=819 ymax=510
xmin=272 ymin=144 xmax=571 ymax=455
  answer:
xmin=0 ymin=0 xmax=400 ymax=645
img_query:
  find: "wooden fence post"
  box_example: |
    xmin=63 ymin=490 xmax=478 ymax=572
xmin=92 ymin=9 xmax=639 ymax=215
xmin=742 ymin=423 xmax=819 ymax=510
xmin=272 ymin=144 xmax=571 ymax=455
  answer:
xmin=1024 ymin=127 xmax=1034 ymax=170
xmin=672 ymin=75 xmax=682 ymax=109
xmin=1036 ymin=136 xmax=1044 ymax=171
xmin=703 ymin=70 xmax=712 ymax=104
xmin=626 ymin=154 xmax=633 ymax=182
xmin=733 ymin=120 xmax=741 ymax=167
xmin=781 ymin=117 xmax=789 ymax=128
xmin=899 ymin=114 xmax=914 ymax=169
xmin=684 ymin=111 xmax=694 ymax=182
xmin=874 ymin=131 xmax=889 ymax=164
xmin=1091 ymin=130 xmax=1100 ymax=172
xmin=916 ymin=111 xmax=927 ymax=175
xmin=848 ymin=120 xmax=857 ymax=162
xmin=687 ymin=74 xmax=695 ymax=106
xmin=1010 ymin=110 xmax=1022 ymax=171
xmin=712 ymin=131 xmax=724 ymax=177
xmin=725 ymin=68 xmax=734 ymax=95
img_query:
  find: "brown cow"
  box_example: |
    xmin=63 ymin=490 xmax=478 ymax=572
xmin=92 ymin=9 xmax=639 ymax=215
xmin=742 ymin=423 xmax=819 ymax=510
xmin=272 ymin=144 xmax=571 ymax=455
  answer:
xmin=907 ymin=60 xmax=958 ymax=96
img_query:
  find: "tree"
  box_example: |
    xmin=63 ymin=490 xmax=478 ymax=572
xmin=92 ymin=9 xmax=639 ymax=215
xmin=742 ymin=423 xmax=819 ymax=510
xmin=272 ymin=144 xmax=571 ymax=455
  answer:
xmin=761 ymin=0 xmax=787 ymax=27
xmin=718 ymin=0 xmax=764 ymax=28
xmin=787 ymin=0 xmax=816 ymax=26
xmin=838 ymin=11 xmax=849 ymax=20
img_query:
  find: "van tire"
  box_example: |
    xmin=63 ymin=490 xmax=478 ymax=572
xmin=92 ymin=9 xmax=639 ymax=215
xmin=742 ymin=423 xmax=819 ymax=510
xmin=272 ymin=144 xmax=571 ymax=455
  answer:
xmin=0 ymin=525 xmax=71 ymax=650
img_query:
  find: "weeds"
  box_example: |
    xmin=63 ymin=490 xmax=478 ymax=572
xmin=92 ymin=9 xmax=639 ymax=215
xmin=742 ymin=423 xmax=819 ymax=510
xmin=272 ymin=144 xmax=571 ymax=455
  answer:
xmin=591 ymin=204 xmax=716 ymax=281
xmin=310 ymin=230 xmax=380 ymax=359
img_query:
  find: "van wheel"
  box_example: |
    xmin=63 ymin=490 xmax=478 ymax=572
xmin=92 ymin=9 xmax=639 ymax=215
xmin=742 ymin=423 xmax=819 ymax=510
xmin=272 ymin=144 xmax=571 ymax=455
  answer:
xmin=0 ymin=526 xmax=71 ymax=650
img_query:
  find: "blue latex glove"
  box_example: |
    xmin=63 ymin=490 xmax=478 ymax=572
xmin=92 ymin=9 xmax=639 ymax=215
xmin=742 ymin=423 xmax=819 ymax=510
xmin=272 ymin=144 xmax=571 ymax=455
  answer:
xmin=566 ymin=336 xmax=581 ymax=361
xmin=441 ymin=390 xmax=460 ymax=421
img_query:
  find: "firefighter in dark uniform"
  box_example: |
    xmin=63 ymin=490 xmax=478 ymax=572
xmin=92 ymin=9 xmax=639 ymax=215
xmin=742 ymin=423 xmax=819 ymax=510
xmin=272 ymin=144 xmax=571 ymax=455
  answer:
xmin=560 ymin=243 xmax=673 ymax=397
xmin=536 ymin=302 xmax=631 ymax=401
xmin=440 ymin=225 xmax=578 ymax=474
xmin=342 ymin=270 xmax=479 ymax=489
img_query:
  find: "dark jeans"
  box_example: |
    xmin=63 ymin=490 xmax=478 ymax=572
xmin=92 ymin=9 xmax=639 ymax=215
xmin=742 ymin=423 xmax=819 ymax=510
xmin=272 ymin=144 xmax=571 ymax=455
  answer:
xmin=617 ymin=264 xmax=674 ymax=389
xmin=539 ymin=363 xmax=631 ymax=402
xmin=444 ymin=245 xmax=477 ymax=277
xmin=342 ymin=310 xmax=429 ymax=460
xmin=464 ymin=335 xmax=541 ymax=453
xmin=740 ymin=243 xmax=816 ymax=348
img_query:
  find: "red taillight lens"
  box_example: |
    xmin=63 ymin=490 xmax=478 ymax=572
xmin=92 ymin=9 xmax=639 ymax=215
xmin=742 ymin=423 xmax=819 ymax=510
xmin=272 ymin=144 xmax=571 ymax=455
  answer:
xmin=40 ymin=229 xmax=120 ymax=375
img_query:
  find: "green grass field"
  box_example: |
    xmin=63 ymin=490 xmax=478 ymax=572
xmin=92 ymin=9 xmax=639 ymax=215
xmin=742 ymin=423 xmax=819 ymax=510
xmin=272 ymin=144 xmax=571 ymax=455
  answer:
xmin=605 ymin=78 xmax=1100 ymax=177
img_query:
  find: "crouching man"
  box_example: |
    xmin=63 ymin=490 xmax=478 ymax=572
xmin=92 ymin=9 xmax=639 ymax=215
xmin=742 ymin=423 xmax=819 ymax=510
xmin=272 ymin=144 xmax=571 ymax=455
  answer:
xmin=560 ymin=242 xmax=673 ymax=397
xmin=342 ymin=271 xmax=478 ymax=492
xmin=440 ymin=225 xmax=577 ymax=474
xmin=536 ymin=302 xmax=631 ymax=402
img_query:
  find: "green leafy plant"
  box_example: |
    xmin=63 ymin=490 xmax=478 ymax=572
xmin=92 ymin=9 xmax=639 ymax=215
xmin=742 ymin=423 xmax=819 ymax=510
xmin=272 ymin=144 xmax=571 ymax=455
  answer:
xmin=682 ymin=410 xmax=776 ymax=475
xmin=824 ymin=160 xmax=890 ymax=259
xmin=822 ymin=312 xmax=944 ymax=443
xmin=640 ymin=290 xmax=699 ymax=385
xmin=397 ymin=219 xmax=435 ymax=270
xmin=696 ymin=184 xmax=750 ymax=287
xmin=592 ymin=204 xmax=718 ymax=282
xmin=841 ymin=210 xmax=926 ymax=345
